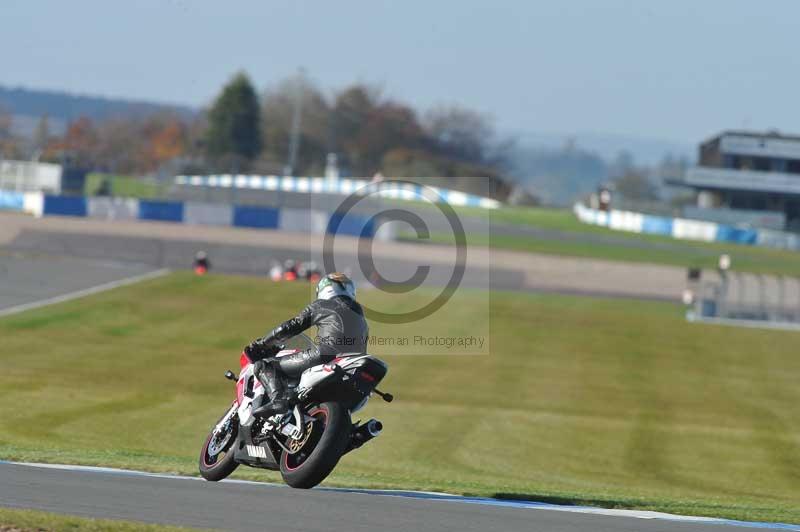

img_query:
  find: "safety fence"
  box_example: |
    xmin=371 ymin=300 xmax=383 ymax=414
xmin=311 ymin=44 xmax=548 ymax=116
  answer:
xmin=574 ymin=202 xmax=800 ymax=251
xmin=0 ymin=190 xmax=387 ymax=240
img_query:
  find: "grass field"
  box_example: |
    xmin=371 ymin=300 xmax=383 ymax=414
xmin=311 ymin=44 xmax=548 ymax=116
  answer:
xmin=84 ymin=173 xmax=168 ymax=199
xmin=0 ymin=507 xmax=203 ymax=531
xmin=391 ymin=203 xmax=800 ymax=276
xmin=1 ymin=273 xmax=799 ymax=523
xmin=461 ymin=204 xmax=610 ymax=232
xmin=415 ymin=230 xmax=800 ymax=277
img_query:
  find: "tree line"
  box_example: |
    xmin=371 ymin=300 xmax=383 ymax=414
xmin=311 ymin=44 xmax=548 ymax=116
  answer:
xmin=2 ymin=72 xmax=511 ymax=199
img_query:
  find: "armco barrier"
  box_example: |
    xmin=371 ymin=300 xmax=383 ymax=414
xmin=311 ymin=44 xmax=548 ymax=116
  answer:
xmin=138 ymin=200 xmax=184 ymax=222
xmin=184 ymin=202 xmax=233 ymax=226
xmin=641 ymin=215 xmax=673 ymax=236
xmin=279 ymin=207 xmax=329 ymax=234
xmin=608 ymin=210 xmax=643 ymax=233
xmin=673 ymin=218 xmax=717 ymax=242
xmin=327 ymin=212 xmax=375 ymax=238
xmin=232 ymin=205 xmax=280 ymax=229
xmin=0 ymin=190 xmax=24 ymax=211
xmin=175 ymin=175 xmax=502 ymax=209
xmin=87 ymin=197 xmax=139 ymax=221
xmin=23 ymin=191 xmax=44 ymax=217
xmin=44 ymin=195 xmax=87 ymax=217
xmin=574 ymin=202 xmax=800 ymax=251
xmin=715 ymin=225 xmax=758 ymax=245
xmin=24 ymin=193 xmax=394 ymax=241
xmin=757 ymin=229 xmax=800 ymax=250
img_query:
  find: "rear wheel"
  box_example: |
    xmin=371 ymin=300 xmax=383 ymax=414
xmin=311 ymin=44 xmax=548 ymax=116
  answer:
xmin=279 ymin=401 xmax=351 ymax=489
xmin=199 ymin=405 xmax=239 ymax=481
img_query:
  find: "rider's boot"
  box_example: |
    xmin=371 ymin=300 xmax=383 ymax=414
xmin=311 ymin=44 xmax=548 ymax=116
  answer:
xmin=252 ymin=360 xmax=292 ymax=418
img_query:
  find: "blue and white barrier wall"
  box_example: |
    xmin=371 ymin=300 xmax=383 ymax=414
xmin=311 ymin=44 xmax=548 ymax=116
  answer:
xmin=174 ymin=175 xmax=502 ymax=209
xmin=573 ymin=202 xmax=799 ymax=251
xmin=0 ymin=190 xmax=387 ymax=240
xmin=0 ymin=190 xmax=44 ymax=217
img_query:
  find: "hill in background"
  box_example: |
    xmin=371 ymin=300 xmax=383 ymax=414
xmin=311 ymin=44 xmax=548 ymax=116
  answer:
xmin=0 ymin=85 xmax=197 ymax=136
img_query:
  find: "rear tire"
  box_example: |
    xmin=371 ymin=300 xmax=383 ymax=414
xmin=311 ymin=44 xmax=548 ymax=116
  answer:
xmin=199 ymin=405 xmax=239 ymax=482
xmin=280 ymin=401 xmax=351 ymax=489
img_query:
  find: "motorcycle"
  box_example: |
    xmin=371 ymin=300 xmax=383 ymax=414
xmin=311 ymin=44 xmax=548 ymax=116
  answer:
xmin=198 ymin=333 xmax=392 ymax=489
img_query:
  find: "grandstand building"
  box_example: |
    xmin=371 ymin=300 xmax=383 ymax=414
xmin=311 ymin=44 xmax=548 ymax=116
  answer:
xmin=676 ymin=131 xmax=800 ymax=231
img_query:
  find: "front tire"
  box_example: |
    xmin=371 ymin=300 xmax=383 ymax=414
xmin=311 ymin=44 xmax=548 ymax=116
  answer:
xmin=199 ymin=405 xmax=239 ymax=481
xmin=280 ymin=401 xmax=351 ymax=489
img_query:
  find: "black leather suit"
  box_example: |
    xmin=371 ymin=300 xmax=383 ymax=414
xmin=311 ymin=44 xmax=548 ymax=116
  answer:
xmin=251 ymin=295 xmax=369 ymax=378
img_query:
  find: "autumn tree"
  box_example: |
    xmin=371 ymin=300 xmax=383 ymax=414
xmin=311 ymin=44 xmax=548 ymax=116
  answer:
xmin=95 ymin=118 xmax=141 ymax=172
xmin=328 ymin=85 xmax=428 ymax=175
xmin=59 ymin=116 xmax=99 ymax=167
xmin=330 ymin=85 xmax=377 ymax=150
xmin=425 ymin=105 xmax=493 ymax=164
xmin=0 ymin=106 xmax=19 ymax=158
xmin=206 ymin=72 xmax=261 ymax=170
xmin=329 ymin=85 xmax=379 ymax=174
xmin=150 ymin=120 xmax=185 ymax=163
xmin=356 ymin=102 xmax=424 ymax=174
xmin=141 ymin=114 xmax=186 ymax=170
xmin=0 ymin=106 xmax=12 ymax=142
xmin=260 ymin=74 xmax=330 ymax=174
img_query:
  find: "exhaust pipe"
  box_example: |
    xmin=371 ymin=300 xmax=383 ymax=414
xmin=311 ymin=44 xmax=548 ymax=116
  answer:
xmin=345 ymin=418 xmax=383 ymax=454
xmin=366 ymin=419 xmax=383 ymax=437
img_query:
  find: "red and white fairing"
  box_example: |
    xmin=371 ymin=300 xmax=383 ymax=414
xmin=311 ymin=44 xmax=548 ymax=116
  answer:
xmin=234 ymin=350 xmax=377 ymax=427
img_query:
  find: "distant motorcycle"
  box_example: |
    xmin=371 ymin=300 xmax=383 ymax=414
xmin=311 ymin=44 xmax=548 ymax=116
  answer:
xmin=199 ymin=334 xmax=392 ymax=488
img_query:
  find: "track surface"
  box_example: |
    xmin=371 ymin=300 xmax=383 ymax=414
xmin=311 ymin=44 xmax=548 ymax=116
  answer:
xmin=0 ymin=212 xmax=689 ymax=300
xmin=0 ymin=463 xmax=777 ymax=532
xmin=0 ymin=250 xmax=156 ymax=312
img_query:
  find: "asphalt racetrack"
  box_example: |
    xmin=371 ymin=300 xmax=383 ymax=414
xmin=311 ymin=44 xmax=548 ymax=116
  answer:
xmin=0 ymin=250 xmax=160 ymax=313
xmin=0 ymin=212 xmax=689 ymax=301
xmin=2 ymin=462 xmax=788 ymax=532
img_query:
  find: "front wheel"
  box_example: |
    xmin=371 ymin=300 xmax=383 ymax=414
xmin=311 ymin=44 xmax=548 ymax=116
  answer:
xmin=280 ymin=401 xmax=351 ymax=489
xmin=199 ymin=404 xmax=239 ymax=481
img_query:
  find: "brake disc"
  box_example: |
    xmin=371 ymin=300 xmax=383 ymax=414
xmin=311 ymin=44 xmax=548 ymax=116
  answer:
xmin=287 ymin=421 xmax=314 ymax=453
xmin=207 ymin=422 xmax=233 ymax=456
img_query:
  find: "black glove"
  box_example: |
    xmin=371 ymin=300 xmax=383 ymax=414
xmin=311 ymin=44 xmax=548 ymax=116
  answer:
xmin=245 ymin=338 xmax=279 ymax=360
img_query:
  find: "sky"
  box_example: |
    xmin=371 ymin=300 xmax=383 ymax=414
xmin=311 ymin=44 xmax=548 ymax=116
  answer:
xmin=2 ymin=0 xmax=799 ymax=145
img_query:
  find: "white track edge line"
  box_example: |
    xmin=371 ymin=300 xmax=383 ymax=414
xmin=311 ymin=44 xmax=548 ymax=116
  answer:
xmin=0 ymin=268 xmax=170 ymax=317
xmin=1 ymin=461 xmax=798 ymax=530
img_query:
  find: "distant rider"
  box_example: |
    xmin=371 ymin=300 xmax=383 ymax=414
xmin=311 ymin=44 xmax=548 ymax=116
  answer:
xmin=244 ymin=272 xmax=369 ymax=417
xmin=193 ymin=251 xmax=210 ymax=275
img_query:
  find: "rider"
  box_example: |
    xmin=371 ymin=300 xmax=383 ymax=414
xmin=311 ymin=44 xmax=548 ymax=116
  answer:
xmin=244 ymin=272 xmax=368 ymax=417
